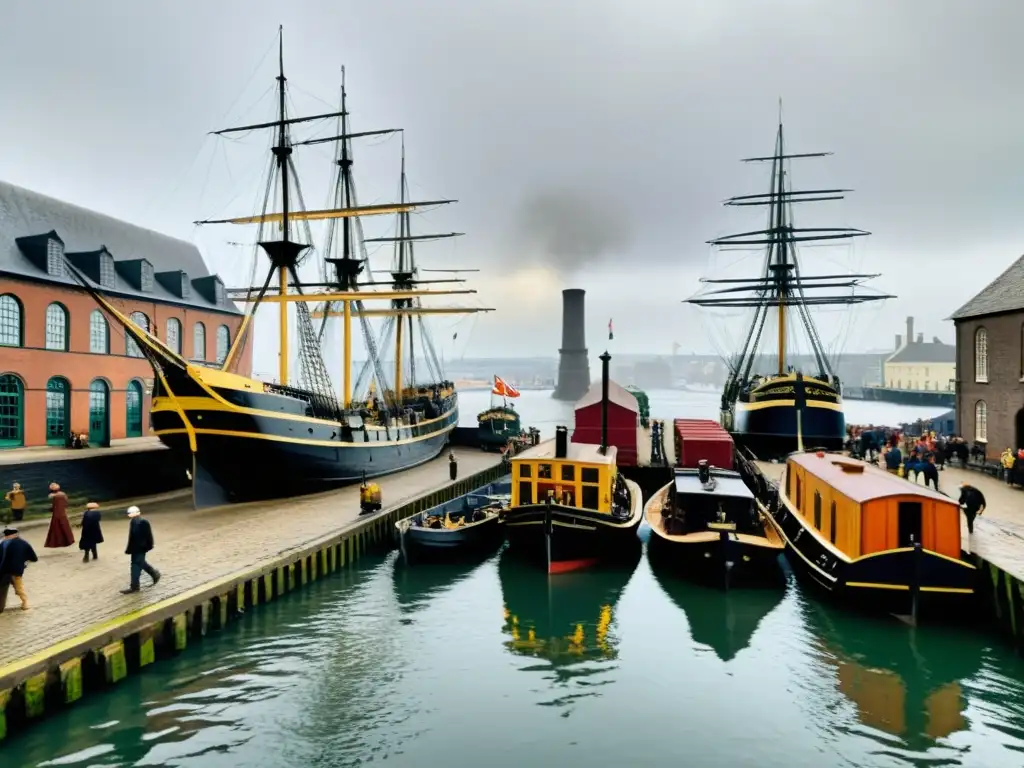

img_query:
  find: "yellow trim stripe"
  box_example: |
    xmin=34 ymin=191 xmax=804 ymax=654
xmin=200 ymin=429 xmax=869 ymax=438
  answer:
xmin=920 ymin=586 xmax=974 ymax=594
xmin=846 ymin=581 xmax=910 ymax=591
xmin=154 ymin=423 xmax=455 ymax=448
xmin=736 ymin=398 xmax=842 ymax=412
xmin=758 ymin=501 xmax=839 ymax=583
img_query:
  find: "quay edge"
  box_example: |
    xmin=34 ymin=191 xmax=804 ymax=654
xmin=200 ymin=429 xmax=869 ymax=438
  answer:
xmin=0 ymin=460 xmax=508 ymax=744
xmin=970 ymin=551 xmax=1024 ymax=656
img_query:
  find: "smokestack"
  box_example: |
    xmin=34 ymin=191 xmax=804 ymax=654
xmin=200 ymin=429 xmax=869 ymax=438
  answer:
xmin=895 ymin=334 xmax=902 ymax=350
xmin=600 ymin=351 xmax=610 ymax=454
xmin=553 ymin=288 xmax=591 ymax=401
xmin=906 ymin=316 xmax=914 ymax=346
xmin=555 ymin=425 xmax=568 ymax=459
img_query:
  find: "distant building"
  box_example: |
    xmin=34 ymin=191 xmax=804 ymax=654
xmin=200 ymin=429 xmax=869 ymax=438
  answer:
xmin=883 ymin=317 xmax=956 ymax=392
xmin=0 ymin=181 xmax=249 ymax=449
xmin=950 ymin=254 xmax=1024 ymax=456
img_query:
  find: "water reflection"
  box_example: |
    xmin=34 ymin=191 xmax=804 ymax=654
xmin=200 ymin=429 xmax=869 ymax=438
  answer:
xmin=497 ymin=550 xmax=639 ymax=709
xmin=392 ymin=550 xmax=496 ymax=615
xmin=649 ymin=558 xmax=785 ymax=662
xmin=804 ymin=600 xmax=986 ymax=751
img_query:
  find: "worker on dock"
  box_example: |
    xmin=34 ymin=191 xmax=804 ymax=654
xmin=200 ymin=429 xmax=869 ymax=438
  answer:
xmin=958 ymin=482 xmax=986 ymax=535
xmin=120 ymin=506 xmax=161 ymax=594
xmin=449 ymin=451 xmax=458 ymax=481
xmin=4 ymin=482 xmax=25 ymax=523
xmin=78 ymin=502 xmax=104 ymax=563
xmin=921 ymin=454 xmax=940 ymax=492
xmin=0 ymin=527 xmax=38 ymax=612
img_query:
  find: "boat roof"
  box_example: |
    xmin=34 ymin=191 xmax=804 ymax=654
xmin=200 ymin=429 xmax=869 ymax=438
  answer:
xmin=673 ymin=470 xmax=753 ymax=500
xmin=788 ymin=452 xmax=955 ymax=504
xmin=513 ymin=438 xmax=618 ymax=466
xmin=575 ymin=379 xmax=639 ymax=412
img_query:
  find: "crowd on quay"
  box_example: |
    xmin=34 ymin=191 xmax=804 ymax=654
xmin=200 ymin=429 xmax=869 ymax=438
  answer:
xmin=0 ymin=481 xmax=161 ymax=612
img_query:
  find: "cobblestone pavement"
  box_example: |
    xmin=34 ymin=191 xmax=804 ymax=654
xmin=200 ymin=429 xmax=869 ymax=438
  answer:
xmin=0 ymin=447 xmax=499 ymax=668
xmin=755 ymin=458 xmax=1024 ymax=580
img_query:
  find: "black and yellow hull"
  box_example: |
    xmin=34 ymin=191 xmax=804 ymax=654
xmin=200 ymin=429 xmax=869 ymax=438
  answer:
xmin=728 ymin=373 xmax=845 ymax=458
xmin=763 ymin=490 xmax=976 ymax=620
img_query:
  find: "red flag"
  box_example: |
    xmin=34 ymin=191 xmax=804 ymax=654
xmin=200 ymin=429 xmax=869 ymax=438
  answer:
xmin=492 ymin=375 xmax=520 ymax=398
xmin=608 ymin=318 xmax=614 ymax=341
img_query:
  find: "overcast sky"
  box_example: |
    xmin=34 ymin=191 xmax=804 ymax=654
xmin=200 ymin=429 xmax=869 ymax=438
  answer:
xmin=2 ymin=1 xmax=1022 ymax=372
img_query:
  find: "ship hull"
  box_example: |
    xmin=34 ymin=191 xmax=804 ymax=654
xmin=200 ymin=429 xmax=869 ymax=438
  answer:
xmin=728 ymin=373 xmax=845 ymax=459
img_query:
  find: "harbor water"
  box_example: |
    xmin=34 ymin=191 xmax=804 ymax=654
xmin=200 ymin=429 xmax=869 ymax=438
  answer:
xmin=7 ymin=389 xmax=1023 ymax=768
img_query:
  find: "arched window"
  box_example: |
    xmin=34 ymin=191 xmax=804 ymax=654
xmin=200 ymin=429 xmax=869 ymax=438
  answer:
xmin=975 ymin=327 xmax=989 ymax=383
xmin=0 ymin=294 xmax=22 ymax=347
xmin=89 ymin=310 xmax=109 ymax=354
xmin=45 ymin=376 xmax=70 ymax=446
xmin=88 ymin=379 xmax=110 ymax=445
xmin=126 ymin=312 xmax=150 ymax=358
xmin=165 ymin=317 xmax=181 ymax=355
xmin=193 ymin=322 xmax=206 ymax=361
xmin=216 ymin=325 xmax=230 ymax=364
xmin=975 ymin=400 xmax=988 ymax=442
xmin=0 ymin=373 xmax=24 ymax=447
xmin=45 ymin=303 xmax=69 ymax=351
xmin=126 ymin=379 xmax=144 ymax=438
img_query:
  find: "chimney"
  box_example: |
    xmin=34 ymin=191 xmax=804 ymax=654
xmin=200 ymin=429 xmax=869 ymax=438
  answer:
xmin=600 ymin=350 xmax=611 ymax=455
xmin=555 ymin=425 xmax=568 ymax=459
xmin=906 ymin=316 xmax=914 ymax=345
xmin=933 ymin=336 xmax=941 ymax=344
xmin=895 ymin=334 xmax=902 ymax=350
xmin=917 ymin=333 xmax=924 ymax=343
xmin=553 ymin=288 xmax=591 ymax=402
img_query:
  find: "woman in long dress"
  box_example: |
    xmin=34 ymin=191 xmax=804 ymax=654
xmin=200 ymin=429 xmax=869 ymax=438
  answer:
xmin=44 ymin=482 xmax=75 ymax=549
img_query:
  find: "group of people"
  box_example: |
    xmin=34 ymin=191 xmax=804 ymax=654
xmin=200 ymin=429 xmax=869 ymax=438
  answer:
xmin=1000 ymin=448 xmax=1024 ymax=487
xmin=0 ymin=481 xmax=162 ymax=612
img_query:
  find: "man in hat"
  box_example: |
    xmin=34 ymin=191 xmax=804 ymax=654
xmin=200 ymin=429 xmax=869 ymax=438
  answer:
xmin=449 ymin=451 xmax=458 ymax=482
xmin=0 ymin=527 xmax=38 ymax=611
xmin=958 ymin=481 xmax=986 ymax=535
xmin=79 ymin=502 xmax=104 ymax=562
xmin=121 ymin=505 xmax=160 ymax=593
xmin=4 ymin=482 xmax=26 ymax=523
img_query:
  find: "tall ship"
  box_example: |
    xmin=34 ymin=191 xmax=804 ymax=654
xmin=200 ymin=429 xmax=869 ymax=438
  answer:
xmin=67 ymin=29 xmax=491 ymax=506
xmin=686 ymin=120 xmax=891 ymax=458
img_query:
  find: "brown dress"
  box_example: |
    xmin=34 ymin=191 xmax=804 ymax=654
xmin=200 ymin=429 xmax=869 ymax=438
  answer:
xmin=44 ymin=491 xmax=75 ymax=548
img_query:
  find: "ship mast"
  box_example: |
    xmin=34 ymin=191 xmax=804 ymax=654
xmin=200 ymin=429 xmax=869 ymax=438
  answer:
xmin=686 ymin=119 xmax=892 ymax=396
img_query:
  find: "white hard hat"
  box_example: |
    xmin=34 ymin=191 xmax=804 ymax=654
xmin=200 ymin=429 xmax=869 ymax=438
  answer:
xmin=126 ymin=505 xmax=141 ymax=517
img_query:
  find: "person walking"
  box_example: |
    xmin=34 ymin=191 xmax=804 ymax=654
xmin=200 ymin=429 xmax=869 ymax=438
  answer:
xmin=958 ymin=482 xmax=986 ymax=535
xmin=4 ymin=483 xmax=26 ymax=523
xmin=78 ymin=502 xmax=104 ymax=562
xmin=0 ymin=527 xmax=38 ymax=611
xmin=44 ymin=483 xmax=75 ymax=549
xmin=448 ymin=451 xmax=458 ymax=482
xmin=921 ymin=454 xmax=940 ymax=492
xmin=121 ymin=505 xmax=160 ymax=593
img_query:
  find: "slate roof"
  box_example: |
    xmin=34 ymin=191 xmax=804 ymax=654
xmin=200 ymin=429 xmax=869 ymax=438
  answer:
xmin=949 ymin=254 xmax=1024 ymax=321
xmin=886 ymin=339 xmax=955 ymax=365
xmin=0 ymin=180 xmax=238 ymax=314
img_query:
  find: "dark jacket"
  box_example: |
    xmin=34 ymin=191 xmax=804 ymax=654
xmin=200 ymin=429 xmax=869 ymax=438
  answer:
xmin=0 ymin=537 xmax=39 ymax=576
xmin=79 ymin=509 xmax=104 ymax=550
xmin=884 ymin=447 xmax=902 ymax=470
xmin=125 ymin=517 xmax=154 ymax=555
xmin=958 ymin=486 xmax=986 ymax=514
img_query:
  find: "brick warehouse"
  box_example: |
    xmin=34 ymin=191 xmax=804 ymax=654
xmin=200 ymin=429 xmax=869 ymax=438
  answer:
xmin=950 ymin=254 xmax=1024 ymax=459
xmin=0 ymin=180 xmax=252 ymax=449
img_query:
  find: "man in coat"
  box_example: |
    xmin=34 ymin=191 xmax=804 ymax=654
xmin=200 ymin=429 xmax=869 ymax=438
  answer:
xmin=448 ymin=451 xmax=458 ymax=481
xmin=121 ymin=506 xmax=161 ymax=594
xmin=958 ymin=482 xmax=986 ymax=535
xmin=0 ymin=527 xmax=38 ymax=611
xmin=79 ymin=501 xmax=104 ymax=562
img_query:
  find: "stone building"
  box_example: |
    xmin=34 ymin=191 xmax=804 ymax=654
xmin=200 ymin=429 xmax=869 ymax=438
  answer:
xmin=883 ymin=316 xmax=956 ymax=392
xmin=0 ymin=181 xmax=250 ymax=449
xmin=950 ymin=254 xmax=1024 ymax=458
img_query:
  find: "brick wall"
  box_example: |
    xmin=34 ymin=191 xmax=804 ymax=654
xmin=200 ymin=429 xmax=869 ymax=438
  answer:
xmin=955 ymin=310 xmax=1024 ymax=459
xmin=0 ymin=276 xmax=253 ymax=448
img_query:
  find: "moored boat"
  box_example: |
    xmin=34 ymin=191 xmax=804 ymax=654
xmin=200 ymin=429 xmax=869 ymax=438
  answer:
xmin=395 ymin=477 xmax=510 ymax=560
xmin=477 ymin=375 xmax=523 ymax=451
xmin=762 ymin=450 xmax=976 ymax=620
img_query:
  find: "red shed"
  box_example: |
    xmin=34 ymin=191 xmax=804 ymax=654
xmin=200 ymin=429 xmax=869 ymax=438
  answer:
xmin=674 ymin=418 xmax=734 ymax=470
xmin=573 ymin=379 xmax=639 ymax=466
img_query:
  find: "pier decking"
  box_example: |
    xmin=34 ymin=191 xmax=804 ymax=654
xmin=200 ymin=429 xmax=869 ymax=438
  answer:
xmin=0 ymin=447 xmax=504 ymax=742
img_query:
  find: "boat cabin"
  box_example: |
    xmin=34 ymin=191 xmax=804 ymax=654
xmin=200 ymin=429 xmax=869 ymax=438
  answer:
xmin=511 ymin=426 xmax=619 ymax=514
xmin=666 ymin=462 xmax=759 ymax=535
xmin=783 ymin=452 xmax=961 ymax=559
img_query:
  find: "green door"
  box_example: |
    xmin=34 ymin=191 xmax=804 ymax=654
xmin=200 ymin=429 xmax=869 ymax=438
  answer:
xmin=126 ymin=380 xmax=143 ymax=438
xmin=0 ymin=374 xmax=23 ymax=448
xmin=45 ymin=377 xmax=70 ymax=446
xmin=88 ymin=379 xmax=109 ymax=447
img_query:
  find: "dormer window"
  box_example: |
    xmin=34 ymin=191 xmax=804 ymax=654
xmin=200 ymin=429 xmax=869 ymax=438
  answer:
xmin=140 ymin=261 xmax=154 ymax=292
xmin=46 ymin=238 xmax=64 ymax=277
xmin=214 ymin=280 xmax=225 ymax=305
xmin=181 ymin=273 xmax=191 ymax=299
xmin=99 ymin=253 xmax=116 ymax=287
